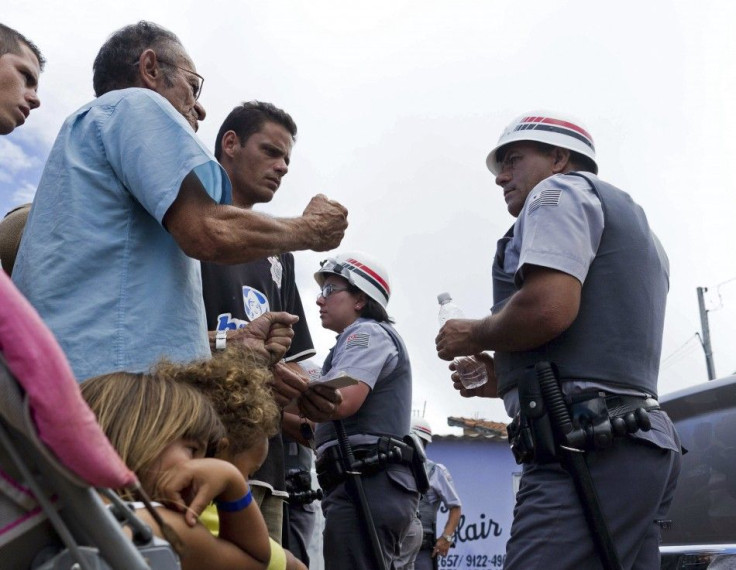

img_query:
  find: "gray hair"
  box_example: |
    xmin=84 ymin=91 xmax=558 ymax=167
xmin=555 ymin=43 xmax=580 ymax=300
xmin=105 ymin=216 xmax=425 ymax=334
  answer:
xmin=92 ymin=21 xmax=182 ymax=96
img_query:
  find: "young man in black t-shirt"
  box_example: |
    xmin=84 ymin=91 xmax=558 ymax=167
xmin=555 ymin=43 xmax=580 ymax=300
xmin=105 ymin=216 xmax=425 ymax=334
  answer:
xmin=202 ymin=102 xmax=320 ymax=561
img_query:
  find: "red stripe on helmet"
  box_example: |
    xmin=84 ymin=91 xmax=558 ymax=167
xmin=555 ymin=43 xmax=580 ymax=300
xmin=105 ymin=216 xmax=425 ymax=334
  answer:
xmin=521 ymin=116 xmax=593 ymax=144
xmin=346 ymin=258 xmax=390 ymax=296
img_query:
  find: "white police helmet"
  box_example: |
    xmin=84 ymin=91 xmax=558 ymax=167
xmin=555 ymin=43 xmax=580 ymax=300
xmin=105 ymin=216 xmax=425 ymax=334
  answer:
xmin=315 ymin=251 xmax=391 ymax=309
xmin=411 ymin=417 xmax=433 ymax=444
xmin=486 ymin=111 xmax=597 ymax=175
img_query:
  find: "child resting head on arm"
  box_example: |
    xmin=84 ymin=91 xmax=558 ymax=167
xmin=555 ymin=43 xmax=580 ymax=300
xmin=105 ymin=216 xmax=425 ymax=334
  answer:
xmin=163 ymin=346 xmax=307 ymax=570
xmin=81 ymin=364 xmax=271 ymax=570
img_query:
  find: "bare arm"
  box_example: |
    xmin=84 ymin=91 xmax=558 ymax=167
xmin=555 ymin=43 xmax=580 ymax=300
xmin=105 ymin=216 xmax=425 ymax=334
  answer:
xmin=137 ymin=507 xmax=269 ymax=570
xmin=442 ymin=505 xmax=462 ymax=538
xmin=210 ymin=312 xmax=298 ymax=366
xmin=328 ymin=381 xmax=370 ymax=420
xmin=163 ymin=172 xmax=348 ymax=263
xmin=435 ymin=265 xmax=581 ymax=359
xmin=434 ymin=506 xmax=462 ymax=557
xmin=284 ymin=549 xmax=308 ymax=570
xmin=146 ymin=458 xmax=270 ymax=570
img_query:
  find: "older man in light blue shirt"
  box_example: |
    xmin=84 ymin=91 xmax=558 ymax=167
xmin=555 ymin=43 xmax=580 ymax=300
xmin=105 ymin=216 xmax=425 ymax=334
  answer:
xmin=13 ymin=22 xmax=349 ymax=381
xmin=14 ymin=87 xmax=229 ymax=380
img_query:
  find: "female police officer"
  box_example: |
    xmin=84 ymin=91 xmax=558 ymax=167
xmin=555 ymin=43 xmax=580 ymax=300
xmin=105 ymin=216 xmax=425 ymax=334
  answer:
xmin=298 ymin=251 xmax=418 ymax=570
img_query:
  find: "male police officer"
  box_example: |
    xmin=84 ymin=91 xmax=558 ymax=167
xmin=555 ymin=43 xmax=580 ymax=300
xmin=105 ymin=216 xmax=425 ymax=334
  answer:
xmin=436 ymin=112 xmax=681 ymax=569
xmin=410 ymin=418 xmax=461 ymax=570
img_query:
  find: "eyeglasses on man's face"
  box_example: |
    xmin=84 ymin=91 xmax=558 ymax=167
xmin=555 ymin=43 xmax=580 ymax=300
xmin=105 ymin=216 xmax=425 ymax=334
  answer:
xmin=131 ymin=56 xmax=204 ymax=101
xmin=319 ymin=284 xmax=349 ymax=299
xmin=158 ymin=58 xmax=204 ymax=101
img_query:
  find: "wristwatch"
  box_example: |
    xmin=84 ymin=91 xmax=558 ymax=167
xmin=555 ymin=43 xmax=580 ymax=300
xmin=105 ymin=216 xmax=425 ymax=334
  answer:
xmin=215 ymin=329 xmax=227 ymax=351
xmin=441 ymin=534 xmax=454 ymax=545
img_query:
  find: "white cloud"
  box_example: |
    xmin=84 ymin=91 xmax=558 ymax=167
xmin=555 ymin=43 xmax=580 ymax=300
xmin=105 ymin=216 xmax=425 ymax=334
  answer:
xmin=0 ymin=138 xmax=37 ymax=176
xmin=11 ymin=182 xmax=37 ymax=205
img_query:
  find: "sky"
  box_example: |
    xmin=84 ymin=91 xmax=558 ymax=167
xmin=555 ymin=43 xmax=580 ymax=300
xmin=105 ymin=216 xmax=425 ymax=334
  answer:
xmin=3 ymin=1 xmax=736 ymax=435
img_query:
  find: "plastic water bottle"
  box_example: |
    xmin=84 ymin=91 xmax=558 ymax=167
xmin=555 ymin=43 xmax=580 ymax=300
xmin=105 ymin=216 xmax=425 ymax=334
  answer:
xmin=437 ymin=292 xmax=488 ymax=389
xmin=437 ymin=292 xmax=464 ymax=325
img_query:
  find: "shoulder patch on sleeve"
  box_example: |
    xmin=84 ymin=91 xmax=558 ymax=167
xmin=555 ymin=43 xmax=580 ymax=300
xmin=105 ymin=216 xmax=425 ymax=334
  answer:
xmin=346 ymin=332 xmax=370 ymax=349
xmin=527 ymin=188 xmax=562 ymax=214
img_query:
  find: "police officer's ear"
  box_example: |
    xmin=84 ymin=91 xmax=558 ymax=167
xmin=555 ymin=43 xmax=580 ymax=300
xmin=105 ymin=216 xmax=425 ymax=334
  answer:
xmin=551 ymin=147 xmax=572 ymax=174
xmin=354 ymin=292 xmax=367 ymax=312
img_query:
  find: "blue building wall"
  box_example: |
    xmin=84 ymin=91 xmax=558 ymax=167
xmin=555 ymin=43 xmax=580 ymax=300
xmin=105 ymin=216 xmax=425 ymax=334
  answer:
xmin=427 ymin=439 xmax=518 ymax=569
xmin=308 ymin=437 xmax=519 ymax=570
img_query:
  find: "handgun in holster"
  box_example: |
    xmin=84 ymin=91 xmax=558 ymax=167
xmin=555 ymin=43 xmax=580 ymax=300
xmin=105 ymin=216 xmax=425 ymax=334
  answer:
xmin=401 ymin=432 xmax=430 ymax=494
xmin=317 ymin=435 xmax=430 ymax=494
xmin=507 ymin=365 xmax=558 ymax=464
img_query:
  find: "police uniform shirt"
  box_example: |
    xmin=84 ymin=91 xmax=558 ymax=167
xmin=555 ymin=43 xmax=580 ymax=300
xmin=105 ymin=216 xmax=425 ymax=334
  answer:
xmin=316 ymin=317 xmax=400 ymax=452
xmin=425 ymin=462 xmax=462 ymax=510
xmin=499 ymin=172 xmax=604 ymax=292
xmin=321 ymin=318 xmax=398 ymax=386
xmin=496 ymin=172 xmax=679 ymax=456
xmin=497 ymin=172 xmax=636 ymax=418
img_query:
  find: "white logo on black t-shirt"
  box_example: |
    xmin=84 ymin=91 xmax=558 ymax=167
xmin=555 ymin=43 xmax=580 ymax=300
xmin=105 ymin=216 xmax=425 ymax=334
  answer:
xmin=268 ymin=256 xmax=283 ymax=288
xmin=242 ymin=286 xmax=270 ymax=321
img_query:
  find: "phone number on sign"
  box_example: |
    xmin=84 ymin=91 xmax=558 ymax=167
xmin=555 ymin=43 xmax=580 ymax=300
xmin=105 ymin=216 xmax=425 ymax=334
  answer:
xmin=438 ymin=554 xmax=506 ymax=568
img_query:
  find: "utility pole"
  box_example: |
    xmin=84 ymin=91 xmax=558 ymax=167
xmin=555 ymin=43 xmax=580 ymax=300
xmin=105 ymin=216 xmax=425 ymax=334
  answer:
xmin=697 ymin=287 xmax=717 ymax=380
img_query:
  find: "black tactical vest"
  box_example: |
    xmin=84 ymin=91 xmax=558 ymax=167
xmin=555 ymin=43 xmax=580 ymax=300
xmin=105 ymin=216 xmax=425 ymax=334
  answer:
xmin=315 ymin=321 xmax=412 ymax=447
xmin=494 ymin=173 xmax=668 ymax=398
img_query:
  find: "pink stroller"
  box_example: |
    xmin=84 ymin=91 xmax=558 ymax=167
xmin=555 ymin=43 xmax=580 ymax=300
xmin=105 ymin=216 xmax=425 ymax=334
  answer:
xmin=0 ymin=271 xmax=179 ymax=569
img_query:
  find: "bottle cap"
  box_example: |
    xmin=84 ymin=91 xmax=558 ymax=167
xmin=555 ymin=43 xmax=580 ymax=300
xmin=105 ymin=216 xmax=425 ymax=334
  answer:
xmin=437 ymin=292 xmax=452 ymax=304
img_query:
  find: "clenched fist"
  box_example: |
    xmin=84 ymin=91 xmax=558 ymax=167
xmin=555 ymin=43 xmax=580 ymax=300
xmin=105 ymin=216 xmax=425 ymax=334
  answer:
xmin=302 ymin=194 xmax=348 ymax=251
xmin=234 ymin=311 xmax=297 ymax=365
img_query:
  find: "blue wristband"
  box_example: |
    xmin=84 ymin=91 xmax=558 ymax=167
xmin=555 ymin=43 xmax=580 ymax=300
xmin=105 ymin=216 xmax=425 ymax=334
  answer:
xmin=215 ymin=489 xmax=253 ymax=512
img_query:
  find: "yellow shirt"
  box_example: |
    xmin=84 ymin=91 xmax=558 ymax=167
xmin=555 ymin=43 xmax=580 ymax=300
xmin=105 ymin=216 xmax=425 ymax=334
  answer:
xmin=200 ymin=504 xmax=286 ymax=570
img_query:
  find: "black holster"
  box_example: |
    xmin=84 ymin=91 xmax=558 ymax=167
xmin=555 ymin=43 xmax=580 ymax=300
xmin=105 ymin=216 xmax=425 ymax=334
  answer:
xmin=507 ymin=364 xmax=659 ymax=465
xmin=316 ymin=435 xmax=428 ymax=495
xmin=507 ymin=365 xmax=558 ymax=464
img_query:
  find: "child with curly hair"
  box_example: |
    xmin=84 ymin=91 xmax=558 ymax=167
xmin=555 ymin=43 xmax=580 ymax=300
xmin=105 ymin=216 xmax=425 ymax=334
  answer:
xmin=165 ymin=346 xmax=308 ymax=570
